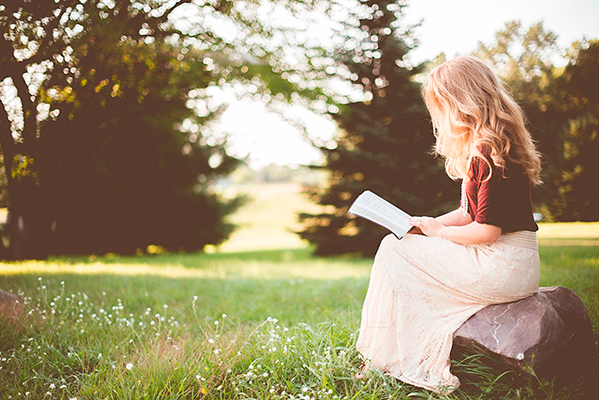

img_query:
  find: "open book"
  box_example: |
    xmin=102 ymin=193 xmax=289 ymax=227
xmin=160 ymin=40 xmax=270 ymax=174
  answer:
xmin=348 ymin=190 xmax=412 ymax=239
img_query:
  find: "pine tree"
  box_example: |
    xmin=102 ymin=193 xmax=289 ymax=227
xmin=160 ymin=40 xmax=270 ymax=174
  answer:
xmin=298 ymin=0 xmax=457 ymax=256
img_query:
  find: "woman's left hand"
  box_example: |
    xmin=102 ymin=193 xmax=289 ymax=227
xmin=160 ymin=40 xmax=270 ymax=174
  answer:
xmin=408 ymin=216 xmax=445 ymax=237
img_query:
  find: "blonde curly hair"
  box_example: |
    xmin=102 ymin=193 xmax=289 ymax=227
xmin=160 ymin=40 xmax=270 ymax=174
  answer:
xmin=422 ymin=56 xmax=542 ymax=185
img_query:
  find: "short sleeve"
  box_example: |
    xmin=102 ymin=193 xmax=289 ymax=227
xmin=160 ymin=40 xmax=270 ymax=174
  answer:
xmin=464 ymin=148 xmax=538 ymax=232
xmin=471 ymin=157 xmax=503 ymax=227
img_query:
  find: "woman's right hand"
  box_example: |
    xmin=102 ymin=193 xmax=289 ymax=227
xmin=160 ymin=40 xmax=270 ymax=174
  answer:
xmin=409 ymin=216 xmax=445 ymax=237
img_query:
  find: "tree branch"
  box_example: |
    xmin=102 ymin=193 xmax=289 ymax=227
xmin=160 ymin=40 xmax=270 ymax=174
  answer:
xmin=0 ymin=98 xmax=16 ymax=186
xmin=152 ymin=0 xmax=194 ymax=25
xmin=11 ymin=73 xmax=37 ymax=148
xmin=17 ymin=0 xmax=81 ymax=67
xmin=124 ymin=0 xmax=193 ymax=39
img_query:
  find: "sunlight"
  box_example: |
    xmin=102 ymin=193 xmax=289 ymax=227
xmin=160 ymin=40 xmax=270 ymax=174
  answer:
xmin=0 ymin=258 xmax=370 ymax=280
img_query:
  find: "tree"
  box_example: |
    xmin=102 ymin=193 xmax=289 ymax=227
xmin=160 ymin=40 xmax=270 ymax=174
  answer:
xmin=552 ymin=40 xmax=598 ymax=221
xmin=298 ymin=0 xmax=457 ymax=256
xmin=0 ymin=0 xmax=322 ymax=258
xmin=474 ymin=22 xmax=564 ymax=219
xmin=0 ymin=0 xmax=240 ymax=258
xmin=40 ymin=38 xmax=243 ymax=255
xmin=475 ymin=22 xmax=598 ymax=221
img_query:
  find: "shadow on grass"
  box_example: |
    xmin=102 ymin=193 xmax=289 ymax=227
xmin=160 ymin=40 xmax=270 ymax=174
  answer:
xmin=44 ymin=247 xmax=371 ymax=269
xmin=451 ymin=349 xmax=599 ymax=400
xmin=48 ymin=247 xmax=367 ymax=266
xmin=49 ymin=247 xmax=314 ymax=265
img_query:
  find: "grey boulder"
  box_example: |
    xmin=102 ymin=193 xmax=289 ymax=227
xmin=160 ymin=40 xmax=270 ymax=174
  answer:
xmin=453 ymin=286 xmax=597 ymax=382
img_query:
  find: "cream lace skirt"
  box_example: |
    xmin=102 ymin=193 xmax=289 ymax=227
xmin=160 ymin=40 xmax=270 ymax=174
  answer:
xmin=356 ymin=231 xmax=540 ymax=393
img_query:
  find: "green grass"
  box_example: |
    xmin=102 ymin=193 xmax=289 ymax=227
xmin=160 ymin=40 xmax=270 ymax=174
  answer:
xmin=0 ymin=228 xmax=597 ymax=399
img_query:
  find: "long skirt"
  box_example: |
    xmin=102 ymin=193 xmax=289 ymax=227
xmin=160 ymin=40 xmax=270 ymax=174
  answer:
xmin=356 ymin=230 xmax=540 ymax=393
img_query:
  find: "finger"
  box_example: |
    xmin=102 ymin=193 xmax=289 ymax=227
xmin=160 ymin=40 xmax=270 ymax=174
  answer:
xmin=408 ymin=217 xmax=420 ymax=226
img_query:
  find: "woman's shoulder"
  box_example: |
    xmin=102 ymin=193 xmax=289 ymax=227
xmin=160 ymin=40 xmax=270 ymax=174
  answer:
xmin=470 ymin=144 xmax=524 ymax=182
xmin=468 ymin=145 xmax=494 ymax=181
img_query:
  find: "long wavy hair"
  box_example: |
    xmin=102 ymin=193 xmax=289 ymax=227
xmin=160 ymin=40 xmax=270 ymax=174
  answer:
xmin=422 ymin=56 xmax=542 ymax=185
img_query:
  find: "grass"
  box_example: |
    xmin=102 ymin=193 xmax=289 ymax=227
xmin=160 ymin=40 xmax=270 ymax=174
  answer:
xmin=0 ymin=183 xmax=597 ymax=399
xmin=0 ymin=235 xmax=597 ymax=399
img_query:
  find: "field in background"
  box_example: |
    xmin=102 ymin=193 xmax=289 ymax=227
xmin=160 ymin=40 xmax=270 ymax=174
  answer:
xmin=218 ymin=183 xmax=325 ymax=252
xmin=218 ymin=182 xmax=598 ymax=251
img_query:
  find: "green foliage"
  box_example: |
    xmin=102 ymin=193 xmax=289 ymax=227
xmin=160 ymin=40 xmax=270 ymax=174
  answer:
xmin=298 ymin=0 xmax=457 ymax=256
xmin=40 ymin=35 xmax=243 ymax=254
xmin=475 ymin=22 xmax=599 ymax=222
xmin=9 ymin=154 xmax=38 ymax=183
xmin=0 ymin=0 xmax=322 ymax=258
xmin=1 ymin=0 xmax=250 ymax=258
xmin=551 ymin=40 xmax=599 ymax=221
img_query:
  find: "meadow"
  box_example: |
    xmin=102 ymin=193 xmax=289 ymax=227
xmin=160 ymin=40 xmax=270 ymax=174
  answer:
xmin=0 ymin=184 xmax=598 ymax=399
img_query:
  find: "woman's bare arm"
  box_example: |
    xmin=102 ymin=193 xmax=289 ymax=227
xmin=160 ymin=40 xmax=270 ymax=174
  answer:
xmin=436 ymin=222 xmax=502 ymax=245
xmin=407 ymin=208 xmax=472 ymax=236
xmin=408 ymin=216 xmax=502 ymax=245
xmin=434 ymin=208 xmax=472 ymax=227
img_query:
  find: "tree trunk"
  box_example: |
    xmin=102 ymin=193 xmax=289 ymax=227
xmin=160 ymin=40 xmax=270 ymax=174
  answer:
xmin=6 ymin=179 xmax=52 ymax=260
xmin=0 ymin=165 xmax=54 ymax=261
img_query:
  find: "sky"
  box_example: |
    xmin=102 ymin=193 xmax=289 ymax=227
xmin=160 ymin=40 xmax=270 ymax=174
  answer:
xmin=212 ymin=0 xmax=599 ymax=169
xmin=404 ymin=0 xmax=599 ymax=64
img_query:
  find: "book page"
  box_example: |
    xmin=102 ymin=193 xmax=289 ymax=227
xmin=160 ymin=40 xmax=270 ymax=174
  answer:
xmin=348 ymin=190 xmax=412 ymax=239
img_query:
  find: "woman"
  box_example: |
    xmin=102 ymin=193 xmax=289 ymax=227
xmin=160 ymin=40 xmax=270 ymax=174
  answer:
xmin=355 ymin=56 xmax=543 ymax=393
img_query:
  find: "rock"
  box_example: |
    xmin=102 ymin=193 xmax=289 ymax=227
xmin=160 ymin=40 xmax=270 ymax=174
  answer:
xmin=0 ymin=289 xmax=22 ymax=320
xmin=452 ymin=286 xmax=597 ymax=383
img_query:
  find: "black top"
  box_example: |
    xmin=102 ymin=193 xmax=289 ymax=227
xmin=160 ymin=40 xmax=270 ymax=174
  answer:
xmin=465 ymin=150 xmax=538 ymax=233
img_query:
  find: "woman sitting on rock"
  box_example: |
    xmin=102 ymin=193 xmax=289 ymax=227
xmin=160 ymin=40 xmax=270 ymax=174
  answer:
xmin=356 ymin=55 xmax=543 ymax=394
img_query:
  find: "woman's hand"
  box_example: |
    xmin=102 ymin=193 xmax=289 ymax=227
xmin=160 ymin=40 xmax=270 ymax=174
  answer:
xmin=408 ymin=216 xmax=445 ymax=237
